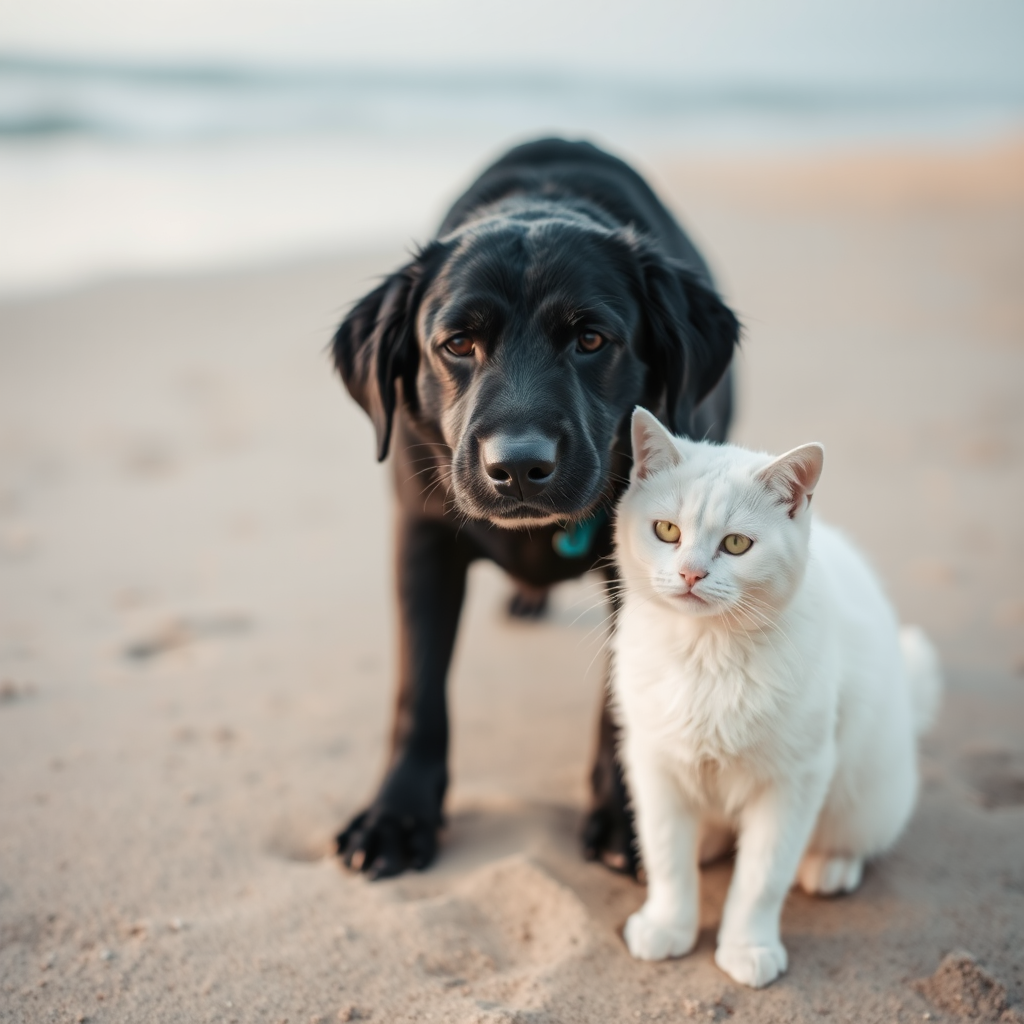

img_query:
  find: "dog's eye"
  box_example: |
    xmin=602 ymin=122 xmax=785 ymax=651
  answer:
xmin=654 ymin=520 xmax=680 ymax=543
xmin=721 ymin=534 xmax=753 ymax=555
xmin=443 ymin=336 xmax=475 ymax=357
xmin=577 ymin=331 xmax=605 ymax=353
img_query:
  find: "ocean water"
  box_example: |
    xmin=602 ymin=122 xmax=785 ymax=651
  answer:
xmin=2 ymin=53 xmax=1023 ymax=297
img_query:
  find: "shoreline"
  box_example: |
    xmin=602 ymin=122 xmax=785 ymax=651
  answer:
xmin=2 ymin=133 xmax=1022 ymax=302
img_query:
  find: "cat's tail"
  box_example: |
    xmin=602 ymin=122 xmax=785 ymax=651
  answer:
xmin=900 ymin=625 xmax=943 ymax=735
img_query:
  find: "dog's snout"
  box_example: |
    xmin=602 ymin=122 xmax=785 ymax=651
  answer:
xmin=480 ymin=434 xmax=557 ymax=500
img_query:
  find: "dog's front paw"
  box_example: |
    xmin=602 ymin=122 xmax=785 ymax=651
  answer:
xmin=582 ymin=805 xmax=638 ymax=876
xmin=337 ymin=754 xmax=446 ymax=880
xmin=715 ymin=940 xmax=788 ymax=988
xmin=623 ymin=906 xmax=697 ymax=961
xmin=336 ymin=809 xmax=438 ymax=880
xmin=507 ymin=583 xmax=549 ymax=620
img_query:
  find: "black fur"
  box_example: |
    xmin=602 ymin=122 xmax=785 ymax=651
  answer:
xmin=332 ymin=138 xmax=739 ymax=879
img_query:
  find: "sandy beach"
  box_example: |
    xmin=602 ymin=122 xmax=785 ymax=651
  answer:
xmin=1 ymin=142 xmax=1023 ymax=1023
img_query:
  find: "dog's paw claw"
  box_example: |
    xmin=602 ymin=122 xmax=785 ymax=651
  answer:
xmin=507 ymin=586 xmax=549 ymax=620
xmin=624 ymin=908 xmax=696 ymax=961
xmin=715 ymin=941 xmax=788 ymax=988
xmin=336 ymin=811 xmax=438 ymax=880
xmin=581 ymin=807 xmax=639 ymax=878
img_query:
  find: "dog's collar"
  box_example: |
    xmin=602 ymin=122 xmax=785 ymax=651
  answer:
xmin=552 ymin=509 xmax=608 ymax=559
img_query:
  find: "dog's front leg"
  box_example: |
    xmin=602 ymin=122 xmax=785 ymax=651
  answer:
xmin=582 ymin=561 xmax=639 ymax=876
xmin=582 ymin=696 xmax=638 ymax=875
xmin=337 ymin=514 xmax=470 ymax=879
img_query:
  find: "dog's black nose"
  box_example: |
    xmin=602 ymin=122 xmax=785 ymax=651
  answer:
xmin=480 ymin=434 xmax=557 ymax=500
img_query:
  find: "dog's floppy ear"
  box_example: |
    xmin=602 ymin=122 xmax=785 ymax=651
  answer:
xmin=331 ymin=244 xmax=443 ymax=461
xmin=638 ymin=250 xmax=740 ymax=436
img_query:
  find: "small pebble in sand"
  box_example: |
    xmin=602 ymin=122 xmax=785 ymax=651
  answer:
xmin=337 ymin=1007 xmax=370 ymax=1022
xmin=0 ymin=679 xmax=32 ymax=703
xmin=912 ymin=950 xmax=1020 ymax=1020
xmin=168 ymin=917 xmax=185 ymax=932
xmin=98 ymin=949 xmax=114 ymax=962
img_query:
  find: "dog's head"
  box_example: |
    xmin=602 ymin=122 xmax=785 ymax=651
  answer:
xmin=333 ymin=204 xmax=739 ymax=528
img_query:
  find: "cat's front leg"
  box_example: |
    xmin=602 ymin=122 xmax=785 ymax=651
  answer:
xmin=622 ymin=741 xmax=700 ymax=961
xmin=715 ymin=771 xmax=830 ymax=988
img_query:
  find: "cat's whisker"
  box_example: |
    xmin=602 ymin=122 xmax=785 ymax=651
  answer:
xmin=729 ymin=600 xmax=786 ymax=664
xmin=563 ymin=598 xmax=615 ymax=631
xmin=581 ymin=588 xmax=663 ymax=673
xmin=731 ymin=594 xmax=805 ymax=669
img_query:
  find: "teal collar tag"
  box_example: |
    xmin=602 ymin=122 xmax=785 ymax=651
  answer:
xmin=552 ymin=509 xmax=608 ymax=559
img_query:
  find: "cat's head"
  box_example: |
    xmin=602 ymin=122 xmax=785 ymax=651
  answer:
xmin=614 ymin=407 xmax=824 ymax=621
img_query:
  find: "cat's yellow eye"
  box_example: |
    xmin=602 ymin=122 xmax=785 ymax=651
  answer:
xmin=722 ymin=533 xmax=753 ymax=555
xmin=654 ymin=520 xmax=681 ymax=543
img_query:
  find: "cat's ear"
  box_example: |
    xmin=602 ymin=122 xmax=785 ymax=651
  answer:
xmin=631 ymin=407 xmax=682 ymax=482
xmin=757 ymin=443 xmax=824 ymax=518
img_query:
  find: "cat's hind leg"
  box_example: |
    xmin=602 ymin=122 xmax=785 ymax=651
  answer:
xmin=798 ymin=709 xmax=917 ymax=898
xmin=796 ymin=852 xmax=863 ymax=895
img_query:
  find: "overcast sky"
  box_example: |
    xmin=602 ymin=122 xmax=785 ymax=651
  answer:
xmin=3 ymin=0 xmax=1023 ymax=92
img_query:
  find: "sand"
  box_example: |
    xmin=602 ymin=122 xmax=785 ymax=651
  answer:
xmin=1 ymin=141 xmax=1022 ymax=1024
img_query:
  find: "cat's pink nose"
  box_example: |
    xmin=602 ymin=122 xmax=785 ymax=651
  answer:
xmin=680 ymin=568 xmax=707 ymax=588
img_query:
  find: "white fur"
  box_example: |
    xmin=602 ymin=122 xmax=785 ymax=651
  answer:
xmin=612 ymin=409 xmax=942 ymax=989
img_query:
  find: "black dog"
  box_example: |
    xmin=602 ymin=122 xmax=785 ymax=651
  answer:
xmin=332 ymin=138 xmax=738 ymax=879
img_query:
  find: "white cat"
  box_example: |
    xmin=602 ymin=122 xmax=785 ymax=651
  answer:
xmin=612 ymin=408 xmax=942 ymax=989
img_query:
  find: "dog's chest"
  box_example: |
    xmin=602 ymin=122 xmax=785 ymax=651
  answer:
xmin=461 ymin=517 xmax=613 ymax=586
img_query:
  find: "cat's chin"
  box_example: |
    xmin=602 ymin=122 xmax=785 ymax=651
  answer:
xmin=666 ymin=591 xmax=719 ymax=616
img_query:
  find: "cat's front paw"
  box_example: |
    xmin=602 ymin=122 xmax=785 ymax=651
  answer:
xmin=715 ymin=941 xmax=788 ymax=988
xmin=623 ymin=907 xmax=697 ymax=961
